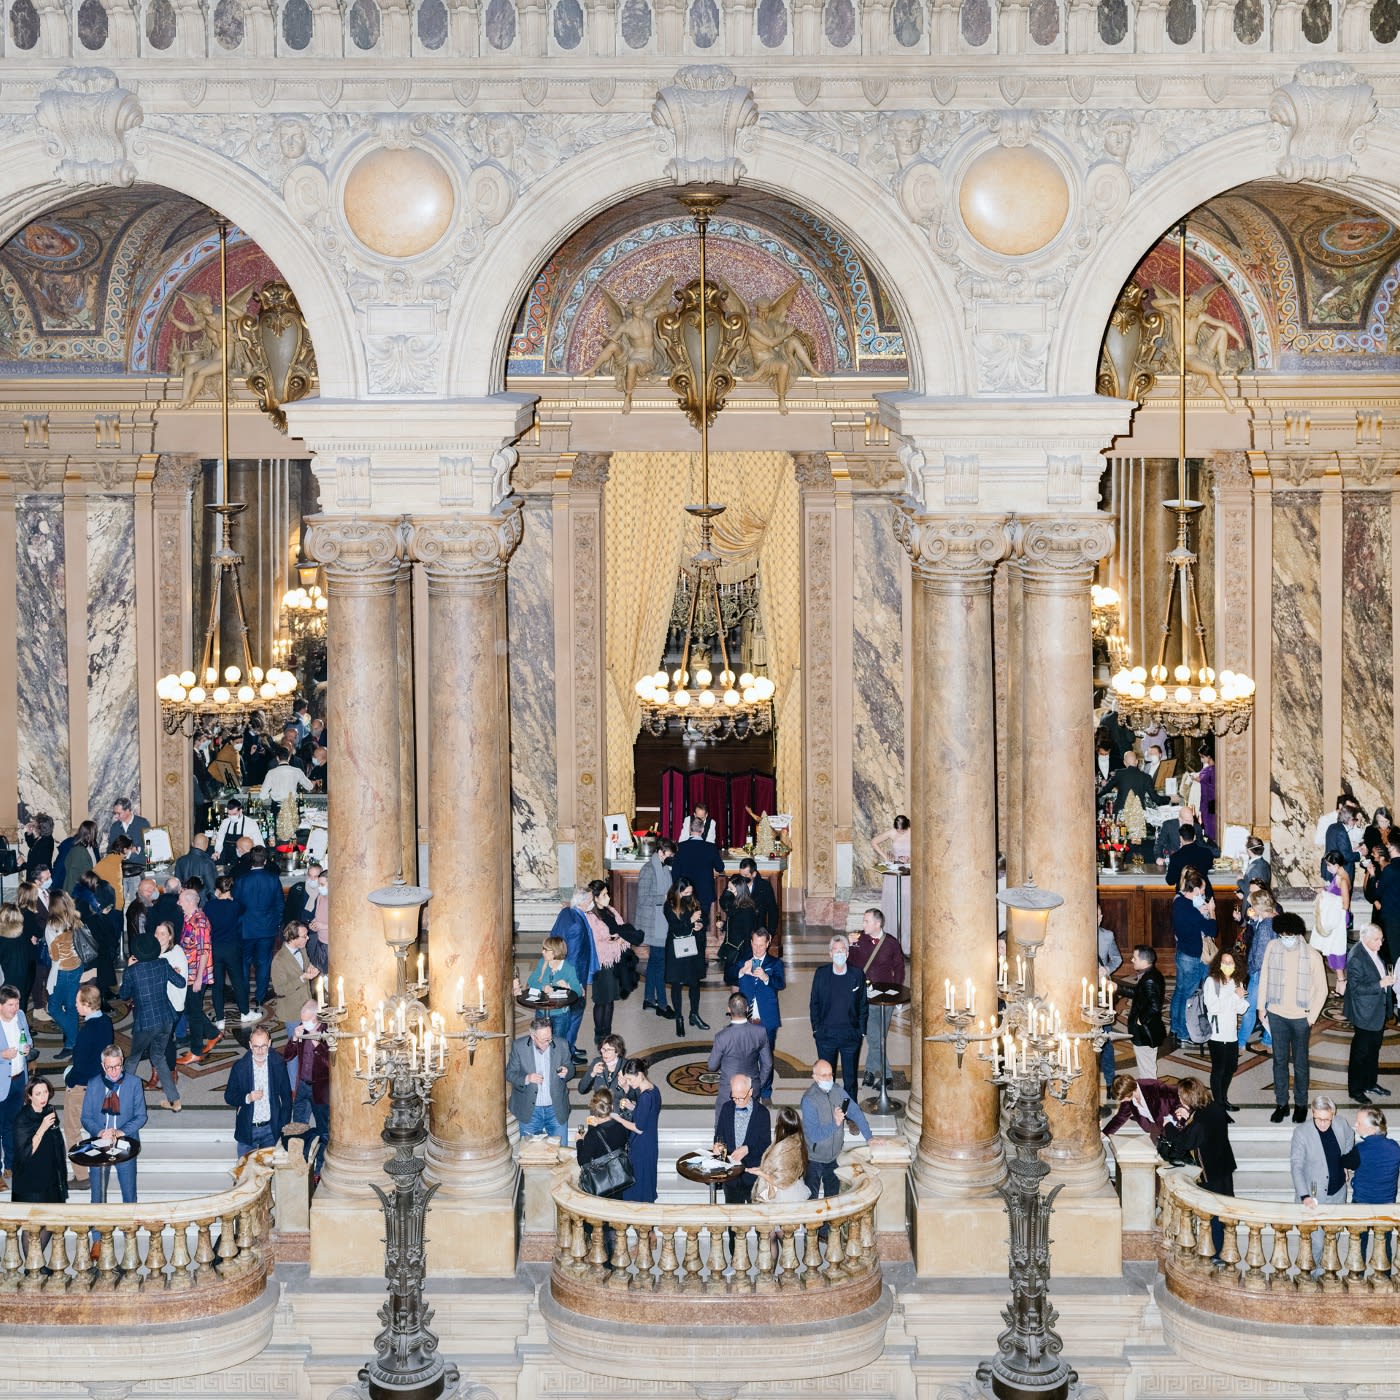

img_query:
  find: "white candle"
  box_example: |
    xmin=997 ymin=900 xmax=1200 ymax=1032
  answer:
xmin=944 ymin=979 xmax=953 ymax=1012
xmin=418 ymin=952 xmax=425 ymax=985
xmin=456 ymin=977 xmax=465 ymax=1009
xmin=478 ymin=975 xmax=485 ymax=1013
xmin=336 ymin=976 xmax=344 ymax=1009
xmin=1016 ymin=956 xmax=1024 ymax=986
xmin=1073 ymin=1038 xmax=1081 ymax=1070
xmin=1081 ymin=976 xmax=1089 ymax=1012
xmin=965 ymin=978 xmax=975 ymax=1015
xmin=439 ymin=1034 xmax=446 ymax=1071
xmin=998 ymin=955 xmax=1007 ymax=987
xmin=354 ymin=1038 xmax=362 ymax=1074
xmin=317 ymin=976 xmax=326 ymax=1010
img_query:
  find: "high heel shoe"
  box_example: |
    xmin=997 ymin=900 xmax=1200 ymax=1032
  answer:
xmin=675 ymin=1015 xmax=685 ymax=1037
xmin=689 ymin=1013 xmax=710 ymax=1031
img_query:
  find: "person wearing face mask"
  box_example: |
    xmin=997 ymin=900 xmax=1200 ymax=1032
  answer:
xmin=809 ymin=935 xmax=869 ymax=1098
xmin=207 ymin=733 xmax=244 ymax=790
xmin=1259 ymin=911 xmax=1329 ymax=1123
xmin=636 ymin=839 xmax=676 ymax=1015
xmin=307 ymin=872 xmax=330 ymax=975
xmin=800 ymin=1059 xmax=872 ymax=1199
xmin=214 ymin=800 xmax=254 ymax=871
xmin=1201 ymin=951 xmax=1249 ymax=1111
xmin=283 ymin=997 xmax=331 ymax=1179
xmin=224 ymin=1027 xmax=292 ymax=1158
xmin=1170 ymin=868 xmax=1216 ymax=1045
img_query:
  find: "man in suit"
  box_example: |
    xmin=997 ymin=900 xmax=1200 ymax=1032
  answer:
xmin=730 ymin=930 xmax=785 ymax=1100
xmin=0 ymin=985 xmax=36 ymax=1183
xmin=636 ymin=840 xmax=674 ymax=1013
xmin=235 ymin=848 xmax=286 ymax=1009
xmin=1291 ymin=1094 xmax=1356 ymax=1206
xmin=1318 ymin=795 xmax=1361 ymax=885
xmin=739 ymin=857 xmax=779 ymax=936
xmin=268 ymin=923 xmax=319 ymax=1040
xmin=107 ymin=798 xmax=150 ymax=859
xmin=82 ymin=1042 xmax=148 ymax=1202
xmin=173 ymin=834 xmax=219 ymax=906
xmin=506 ymin=1016 xmax=572 ymax=1145
xmin=809 ymin=933 xmax=868 ymax=1098
xmin=713 ymin=1074 xmax=771 ymax=1204
xmin=707 ymin=993 xmax=772 ymax=1113
xmin=124 ymin=877 xmax=159 ymax=965
xmin=1376 ymin=843 xmax=1400 ymax=966
xmin=1099 ymin=749 xmax=1163 ymax=816
xmin=1236 ymin=835 xmax=1271 ymax=904
xmin=1164 ymin=823 xmax=1216 ymax=897
xmin=150 ymin=875 xmax=186 ymax=947
xmin=1102 ymin=1075 xmax=1181 ymax=1141
xmin=224 ymin=1027 xmax=293 ymax=1158
xmin=283 ymin=861 xmax=323 ymax=928
xmin=672 ymin=818 xmax=726 ymax=928
xmin=1344 ymin=924 xmax=1395 ymax=1104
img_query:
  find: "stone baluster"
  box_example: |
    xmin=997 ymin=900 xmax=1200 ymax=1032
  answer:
xmin=218 ymin=1210 xmax=241 ymax=1270
xmin=0 ymin=1226 xmax=19 ymax=1286
xmin=894 ymin=508 xmax=1010 ymax=1269
xmin=1242 ymin=1223 xmax=1267 ymax=1290
xmin=405 ymin=508 xmax=522 ymax=1276
xmin=303 ymin=516 xmax=405 ymax=1275
xmin=1320 ymin=1226 xmax=1344 ymax=1290
xmin=1292 ymin=1222 xmax=1317 ymax=1288
xmin=116 ymin=1228 xmax=140 ymax=1285
xmin=730 ymin=1224 xmax=751 ymax=1283
xmin=146 ymin=1227 xmax=168 ymax=1284
xmin=656 ymin=1226 xmax=679 ymax=1287
xmin=1344 ymin=1228 xmax=1368 ymax=1288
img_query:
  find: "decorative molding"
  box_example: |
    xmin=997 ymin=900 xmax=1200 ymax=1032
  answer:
xmin=567 ymin=451 xmax=611 ymax=490
xmin=406 ymin=506 xmax=524 ymax=589
xmin=652 ymin=65 xmax=758 ymax=185
xmin=9 ymin=458 xmax=63 ymax=493
xmin=1207 ymin=449 xmax=1252 ymax=491
xmin=894 ymin=508 xmax=1012 ymax=585
xmin=792 ymin=450 xmax=834 ymax=488
xmin=304 ymin=515 xmax=404 ymax=592
xmin=1013 ymin=515 xmax=1116 ymax=580
xmin=151 ymin=453 xmax=202 ymax=495
xmin=570 ymin=502 xmax=604 ymax=882
xmin=803 ymin=500 xmax=836 ymax=896
xmin=1269 ymin=61 xmax=1376 ymax=182
xmin=36 ymin=67 xmax=144 ymax=187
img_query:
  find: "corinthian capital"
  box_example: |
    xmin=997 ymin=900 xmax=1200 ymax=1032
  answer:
xmin=304 ymin=515 xmax=404 ymax=593
xmin=152 ymin=453 xmax=202 ymax=496
xmin=894 ymin=506 xmax=1012 ymax=587
xmin=1013 ymin=515 xmax=1115 ymax=584
xmin=405 ymin=506 xmax=523 ymax=590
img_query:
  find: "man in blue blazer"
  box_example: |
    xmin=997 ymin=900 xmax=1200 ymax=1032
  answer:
xmin=81 ymin=1043 xmax=148 ymax=1202
xmin=552 ymin=893 xmax=595 ymax=1066
xmin=234 ymin=848 xmax=286 ymax=1009
xmin=728 ymin=929 xmax=785 ymax=1100
xmin=224 ymin=1026 xmax=293 ymax=1157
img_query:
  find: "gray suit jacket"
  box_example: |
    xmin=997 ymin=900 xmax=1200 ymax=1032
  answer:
xmin=1343 ymin=940 xmax=1391 ymax=1032
xmin=507 ymin=1034 xmax=571 ymax=1125
xmin=1290 ymin=1116 xmax=1356 ymax=1203
xmin=635 ymin=854 xmax=671 ymax=948
xmin=706 ymin=1019 xmax=772 ymax=1105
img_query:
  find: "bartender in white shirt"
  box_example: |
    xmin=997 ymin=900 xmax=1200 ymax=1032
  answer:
xmin=214 ymin=799 xmax=255 ymax=867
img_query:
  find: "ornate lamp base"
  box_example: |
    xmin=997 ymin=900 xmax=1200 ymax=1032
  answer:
xmin=328 ymin=1365 xmax=462 ymax=1400
xmin=978 ymin=1358 xmax=1075 ymax=1400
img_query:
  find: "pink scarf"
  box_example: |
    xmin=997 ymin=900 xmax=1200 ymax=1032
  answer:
xmin=588 ymin=911 xmax=623 ymax=969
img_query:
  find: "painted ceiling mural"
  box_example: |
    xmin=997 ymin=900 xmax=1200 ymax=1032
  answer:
xmin=507 ymin=191 xmax=907 ymax=381
xmin=0 ymin=186 xmax=284 ymax=375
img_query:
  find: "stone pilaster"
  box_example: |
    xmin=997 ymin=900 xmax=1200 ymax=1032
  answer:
xmin=1013 ymin=515 xmax=1116 ymax=1197
xmin=894 ymin=506 xmax=1011 ymax=1273
xmin=406 ymin=506 xmax=523 ymax=1276
xmin=303 ymin=514 xmax=405 ymax=1277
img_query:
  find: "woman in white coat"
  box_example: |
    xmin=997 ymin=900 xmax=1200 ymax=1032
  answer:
xmin=1202 ymin=950 xmax=1249 ymax=1113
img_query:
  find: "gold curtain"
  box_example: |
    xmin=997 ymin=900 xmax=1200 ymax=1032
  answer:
xmin=603 ymin=450 xmax=804 ymax=889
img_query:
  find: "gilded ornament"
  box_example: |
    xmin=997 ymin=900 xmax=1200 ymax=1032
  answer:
xmin=1096 ymin=281 xmax=1163 ymax=401
xmin=236 ymin=280 xmax=319 ymax=433
xmin=655 ymin=275 xmax=748 ymax=431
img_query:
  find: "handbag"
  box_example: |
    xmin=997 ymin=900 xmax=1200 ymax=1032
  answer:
xmin=1200 ymin=934 xmax=1218 ymax=964
xmin=672 ymin=934 xmax=699 ymax=960
xmin=579 ymin=1138 xmax=635 ymax=1197
xmin=617 ymin=946 xmax=640 ymax=999
xmin=72 ymin=920 xmax=99 ymax=968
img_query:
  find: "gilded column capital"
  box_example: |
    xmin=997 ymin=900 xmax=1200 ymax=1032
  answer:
xmin=894 ymin=505 xmax=1012 ymax=591
xmin=1013 ymin=515 xmax=1115 ymax=590
xmin=568 ymin=451 xmax=611 ymax=490
xmin=151 ymin=453 xmax=201 ymax=497
xmin=304 ymin=514 xmax=405 ymax=595
xmin=405 ymin=505 xmax=523 ymax=592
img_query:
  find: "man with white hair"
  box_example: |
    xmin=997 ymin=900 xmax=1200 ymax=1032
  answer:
xmin=1343 ymin=922 xmax=1395 ymax=1105
xmin=809 ymin=933 xmax=869 ymax=1099
xmin=712 ymin=1073 xmax=770 ymax=1204
xmin=1291 ymin=1095 xmax=1354 ymax=1207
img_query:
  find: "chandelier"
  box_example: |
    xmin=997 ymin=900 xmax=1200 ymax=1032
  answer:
xmin=1090 ymin=583 xmax=1124 ymax=671
xmin=281 ymin=561 xmax=327 ymax=642
xmin=633 ymin=191 xmax=775 ymax=742
xmin=156 ymin=217 xmax=298 ymax=737
xmin=1109 ymin=219 xmax=1254 ymax=738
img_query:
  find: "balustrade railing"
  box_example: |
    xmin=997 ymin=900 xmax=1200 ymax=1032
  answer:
xmin=1158 ymin=1165 xmax=1400 ymax=1323
xmin=550 ymin=1163 xmax=883 ymax=1323
xmin=0 ymin=1150 xmax=277 ymax=1324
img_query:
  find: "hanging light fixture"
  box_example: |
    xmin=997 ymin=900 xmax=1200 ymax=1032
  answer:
xmin=1090 ymin=582 xmax=1124 ymax=672
xmin=157 ymin=217 xmax=298 ymax=737
xmin=1109 ymin=219 xmax=1254 ymax=738
xmin=633 ymin=191 xmax=774 ymax=742
xmin=281 ymin=560 xmax=327 ymax=643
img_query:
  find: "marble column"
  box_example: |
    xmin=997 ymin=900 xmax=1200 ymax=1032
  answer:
xmin=894 ymin=507 xmax=1010 ymax=1271
xmin=408 ymin=506 xmax=523 ymax=1277
xmin=1015 ymin=516 xmax=1116 ymax=1195
xmin=303 ymin=515 xmax=404 ymax=1277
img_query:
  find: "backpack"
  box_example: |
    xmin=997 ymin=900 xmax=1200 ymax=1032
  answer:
xmin=71 ymin=919 xmax=99 ymax=968
xmin=1184 ymin=983 xmax=1212 ymax=1045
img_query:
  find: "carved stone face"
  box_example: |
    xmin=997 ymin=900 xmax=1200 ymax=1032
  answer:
xmin=890 ymin=116 xmax=925 ymax=163
xmin=276 ymin=121 xmax=307 ymax=161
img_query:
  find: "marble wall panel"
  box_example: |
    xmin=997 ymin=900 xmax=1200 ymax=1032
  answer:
xmin=86 ymin=497 xmax=140 ymax=815
xmin=1269 ymin=495 xmax=1323 ymax=890
xmin=1341 ymin=495 xmax=1393 ymax=817
xmin=851 ymin=498 xmax=906 ymax=888
xmin=508 ymin=498 xmax=558 ymax=893
xmin=16 ymin=496 xmax=70 ymax=825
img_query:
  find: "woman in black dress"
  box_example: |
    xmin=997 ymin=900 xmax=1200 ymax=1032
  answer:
xmin=1175 ymin=1076 xmax=1235 ymax=1257
xmin=13 ymin=1078 xmax=68 ymax=1209
xmin=0 ymin=904 xmax=36 ymax=1012
xmin=576 ymin=1088 xmax=633 ymax=1262
xmin=22 ymin=814 xmax=54 ymax=882
xmin=716 ymin=876 xmax=758 ymax=982
xmin=663 ymin=877 xmax=707 ymax=1037
xmin=16 ymin=882 xmax=46 ymax=1015
xmin=585 ymin=880 xmax=640 ymax=1042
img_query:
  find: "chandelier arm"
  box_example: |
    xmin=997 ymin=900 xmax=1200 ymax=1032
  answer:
xmin=697 ymin=203 xmax=710 ymax=505
xmin=678 ymin=561 xmax=702 ymax=686
xmin=1152 ymin=551 xmax=1179 ymax=677
xmin=1177 ymin=218 xmax=1187 ymax=509
xmin=1182 ymin=554 xmax=1212 ymax=675
xmin=228 ymin=557 xmax=258 ymax=683
xmin=710 ymin=568 xmax=731 ymax=679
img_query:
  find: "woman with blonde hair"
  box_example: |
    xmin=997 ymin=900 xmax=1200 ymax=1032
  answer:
xmin=45 ymin=892 xmax=89 ymax=1060
xmin=514 ymin=933 xmax=583 ymax=1041
xmin=0 ymin=904 xmax=33 ymax=1012
xmin=747 ymin=1105 xmax=812 ymax=1202
xmin=15 ymin=882 xmax=44 ymax=1015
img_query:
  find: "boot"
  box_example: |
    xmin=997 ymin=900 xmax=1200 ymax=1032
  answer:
xmin=675 ymin=1014 xmax=685 ymax=1037
xmin=689 ymin=1012 xmax=710 ymax=1031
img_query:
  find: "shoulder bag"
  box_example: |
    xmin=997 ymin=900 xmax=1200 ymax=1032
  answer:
xmin=579 ymin=1134 xmax=635 ymax=1197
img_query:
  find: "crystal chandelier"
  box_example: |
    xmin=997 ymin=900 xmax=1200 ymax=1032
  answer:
xmin=281 ymin=561 xmax=327 ymax=642
xmin=156 ymin=218 xmax=298 ymax=737
xmin=1109 ymin=219 xmax=1254 ymax=738
xmin=1090 ymin=582 xmax=1125 ymax=671
xmin=633 ymin=191 xmax=775 ymax=742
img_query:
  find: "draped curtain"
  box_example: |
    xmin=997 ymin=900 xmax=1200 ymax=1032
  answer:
xmin=604 ymin=450 xmax=803 ymax=888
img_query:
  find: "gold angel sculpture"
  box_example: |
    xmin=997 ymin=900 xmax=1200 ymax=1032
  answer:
xmin=583 ymin=281 xmax=674 ymax=412
xmin=169 ymin=285 xmax=257 ymax=406
xmin=1149 ymin=278 xmax=1244 ymax=412
xmin=743 ymin=281 xmax=817 ymax=413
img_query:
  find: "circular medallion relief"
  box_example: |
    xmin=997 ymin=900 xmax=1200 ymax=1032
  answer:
xmin=958 ymin=145 xmax=1070 ymax=257
xmin=342 ymin=145 xmax=455 ymax=259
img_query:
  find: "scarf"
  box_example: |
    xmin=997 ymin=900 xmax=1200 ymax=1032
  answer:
xmin=588 ymin=912 xmax=623 ymax=969
xmin=1264 ymin=938 xmax=1313 ymax=1013
xmin=101 ymin=1076 xmax=122 ymax=1117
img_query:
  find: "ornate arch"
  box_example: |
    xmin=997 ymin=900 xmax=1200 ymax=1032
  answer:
xmin=448 ymin=126 xmax=964 ymax=398
xmin=0 ymin=131 xmax=361 ymax=396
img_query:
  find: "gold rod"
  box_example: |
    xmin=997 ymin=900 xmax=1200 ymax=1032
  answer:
xmin=1177 ymin=219 xmax=1187 ymax=506
xmin=698 ymin=204 xmax=710 ymax=516
xmin=219 ymin=218 xmax=230 ymax=507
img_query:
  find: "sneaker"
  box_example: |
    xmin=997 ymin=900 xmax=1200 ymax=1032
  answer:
xmin=239 ymin=1010 xmax=262 ymax=1024
xmin=1270 ymin=1106 xmax=1289 ymax=1123
xmin=214 ymin=1019 xmax=226 ymax=1032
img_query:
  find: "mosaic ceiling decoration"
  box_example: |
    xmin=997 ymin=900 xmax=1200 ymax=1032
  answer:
xmin=0 ymin=186 xmax=285 ymax=375
xmin=507 ymin=191 xmax=907 ymax=382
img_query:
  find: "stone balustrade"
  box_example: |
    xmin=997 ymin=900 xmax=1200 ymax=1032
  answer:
xmin=1158 ymin=1164 xmax=1400 ymax=1324
xmin=0 ymin=1150 xmax=278 ymax=1326
xmin=549 ymin=1162 xmax=883 ymax=1325
xmin=6 ymin=0 xmax=1396 ymax=65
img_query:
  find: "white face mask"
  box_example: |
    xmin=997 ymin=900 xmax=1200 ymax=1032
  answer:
xmin=831 ymin=953 xmax=847 ymax=970
xmin=815 ymin=1078 xmax=835 ymax=1093
xmin=319 ymin=882 xmax=328 ymax=895
xmin=300 ymin=1016 xmax=318 ymax=1028
xmin=1190 ymin=893 xmax=1205 ymax=911
xmin=1278 ymin=934 xmax=1298 ymax=948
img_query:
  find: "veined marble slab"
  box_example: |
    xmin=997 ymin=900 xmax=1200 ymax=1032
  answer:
xmin=1269 ymin=495 xmax=1322 ymax=889
xmin=1341 ymin=495 xmax=1392 ymax=819
xmin=509 ymin=498 xmax=558 ymax=894
xmin=852 ymin=498 xmax=906 ymax=888
xmin=86 ymin=496 xmax=141 ymax=814
xmin=15 ymin=495 xmax=70 ymax=824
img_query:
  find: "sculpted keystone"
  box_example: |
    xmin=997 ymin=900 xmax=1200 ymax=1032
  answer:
xmin=36 ymin=67 xmax=143 ymax=188
xmin=652 ymin=65 xmax=758 ymax=185
xmin=1270 ymin=61 xmax=1376 ymax=182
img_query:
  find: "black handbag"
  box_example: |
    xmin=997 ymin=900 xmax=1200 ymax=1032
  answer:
xmin=579 ymin=1138 xmax=635 ymax=1197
